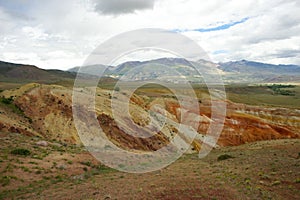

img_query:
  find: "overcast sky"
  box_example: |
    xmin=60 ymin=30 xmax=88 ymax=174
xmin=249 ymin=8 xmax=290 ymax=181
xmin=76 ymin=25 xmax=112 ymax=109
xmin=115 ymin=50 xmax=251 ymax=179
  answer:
xmin=0 ymin=0 xmax=299 ymax=69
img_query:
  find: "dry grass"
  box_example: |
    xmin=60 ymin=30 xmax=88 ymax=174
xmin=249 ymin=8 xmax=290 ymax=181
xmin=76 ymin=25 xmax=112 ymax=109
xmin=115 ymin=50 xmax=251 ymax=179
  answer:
xmin=0 ymin=131 xmax=299 ymax=199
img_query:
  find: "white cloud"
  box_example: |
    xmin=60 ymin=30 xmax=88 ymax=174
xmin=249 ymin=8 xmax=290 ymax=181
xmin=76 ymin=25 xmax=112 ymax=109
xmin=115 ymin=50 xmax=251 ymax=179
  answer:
xmin=94 ymin=0 xmax=155 ymax=15
xmin=0 ymin=0 xmax=299 ymax=69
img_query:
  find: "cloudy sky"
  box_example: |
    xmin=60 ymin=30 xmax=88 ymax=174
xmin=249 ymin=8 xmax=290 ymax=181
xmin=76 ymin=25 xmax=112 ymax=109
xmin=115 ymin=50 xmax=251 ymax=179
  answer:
xmin=0 ymin=0 xmax=299 ymax=69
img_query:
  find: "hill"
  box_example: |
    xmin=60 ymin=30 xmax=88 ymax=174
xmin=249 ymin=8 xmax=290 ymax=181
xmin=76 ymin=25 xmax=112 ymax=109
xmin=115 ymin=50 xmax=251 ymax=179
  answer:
xmin=0 ymin=132 xmax=299 ymax=199
xmin=0 ymin=83 xmax=299 ymax=147
xmin=0 ymin=60 xmax=76 ymax=84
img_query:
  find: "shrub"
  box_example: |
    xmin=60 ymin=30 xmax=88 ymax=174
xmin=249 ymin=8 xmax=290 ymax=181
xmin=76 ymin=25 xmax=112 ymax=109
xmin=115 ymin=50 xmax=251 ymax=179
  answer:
xmin=11 ymin=148 xmax=31 ymax=156
xmin=271 ymin=180 xmax=281 ymax=186
xmin=0 ymin=176 xmax=17 ymax=186
xmin=80 ymin=161 xmax=92 ymax=167
xmin=217 ymin=154 xmax=234 ymax=161
xmin=0 ymin=96 xmax=13 ymax=104
xmin=0 ymin=96 xmax=25 ymax=115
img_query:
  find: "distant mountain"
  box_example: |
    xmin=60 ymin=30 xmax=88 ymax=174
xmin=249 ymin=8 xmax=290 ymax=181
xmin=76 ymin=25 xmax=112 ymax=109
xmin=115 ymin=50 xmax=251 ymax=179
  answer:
xmin=0 ymin=60 xmax=76 ymax=83
xmin=2 ymin=58 xmax=299 ymax=84
xmin=263 ymin=75 xmax=300 ymax=83
xmin=70 ymin=58 xmax=213 ymax=83
xmin=218 ymin=60 xmax=300 ymax=83
xmin=70 ymin=58 xmax=300 ymax=83
xmin=68 ymin=64 xmax=112 ymax=76
xmin=219 ymin=60 xmax=300 ymax=74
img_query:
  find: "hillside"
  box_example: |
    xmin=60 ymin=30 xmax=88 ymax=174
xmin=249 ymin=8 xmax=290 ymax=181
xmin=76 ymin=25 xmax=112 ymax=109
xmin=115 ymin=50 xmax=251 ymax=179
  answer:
xmin=0 ymin=132 xmax=299 ymax=199
xmin=0 ymin=83 xmax=299 ymax=149
xmin=0 ymin=60 xmax=76 ymax=84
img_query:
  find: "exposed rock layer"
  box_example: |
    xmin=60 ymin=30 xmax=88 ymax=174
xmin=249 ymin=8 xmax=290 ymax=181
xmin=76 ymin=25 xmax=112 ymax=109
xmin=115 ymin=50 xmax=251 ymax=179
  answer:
xmin=0 ymin=84 xmax=299 ymax=151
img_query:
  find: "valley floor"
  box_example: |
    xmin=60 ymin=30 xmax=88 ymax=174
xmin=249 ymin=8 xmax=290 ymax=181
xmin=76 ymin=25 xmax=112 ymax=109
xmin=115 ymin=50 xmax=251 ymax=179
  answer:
xmin=0 ymin=132 xmax=299 ymax=200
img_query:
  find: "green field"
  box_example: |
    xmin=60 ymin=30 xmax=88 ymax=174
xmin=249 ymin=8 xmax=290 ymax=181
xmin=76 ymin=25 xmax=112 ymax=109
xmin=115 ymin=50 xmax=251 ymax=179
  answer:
xmin=127 ymin=83 xmax=300 ymax=109
xmin=225 ymin=84 xmax=300 ymax=108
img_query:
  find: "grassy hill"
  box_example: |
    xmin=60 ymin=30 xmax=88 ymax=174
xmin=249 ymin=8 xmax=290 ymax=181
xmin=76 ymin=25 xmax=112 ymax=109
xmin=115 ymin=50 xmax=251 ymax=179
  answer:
xmin=0 ymin=60 xmax=76 ymax=84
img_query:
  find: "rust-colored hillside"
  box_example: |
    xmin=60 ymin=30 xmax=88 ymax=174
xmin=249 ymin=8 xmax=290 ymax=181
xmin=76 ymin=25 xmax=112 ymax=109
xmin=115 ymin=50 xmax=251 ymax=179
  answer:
xmin=0 ymin=84 xmax=299 ymax=151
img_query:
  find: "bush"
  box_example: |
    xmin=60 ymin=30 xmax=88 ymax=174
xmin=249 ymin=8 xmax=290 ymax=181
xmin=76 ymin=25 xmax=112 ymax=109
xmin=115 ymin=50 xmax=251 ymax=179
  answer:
xmin=217 ymin=154 xmax=234 ymax=161
xmin=0 ymin=96 xmax=13 ymax=104
xmin=11 ymin=148 xmax=31 ymax=156
xmin=80 ymin=161 xmax=92 ymax=167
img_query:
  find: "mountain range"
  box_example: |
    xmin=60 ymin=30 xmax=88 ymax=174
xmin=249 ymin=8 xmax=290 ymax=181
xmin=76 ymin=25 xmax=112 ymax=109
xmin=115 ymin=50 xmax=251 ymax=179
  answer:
xmin=1 ymin=58 xmax=300 ymax=84
xmin=69 ymin=58 xmax=300 ymax=83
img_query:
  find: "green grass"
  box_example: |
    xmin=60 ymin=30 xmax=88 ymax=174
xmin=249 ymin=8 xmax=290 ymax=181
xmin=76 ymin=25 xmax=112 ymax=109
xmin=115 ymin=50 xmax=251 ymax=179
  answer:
xmin=0 ymin=96 xmax=26 ymax=115
xmin=226 ymin=85 xmax=300 ymax=108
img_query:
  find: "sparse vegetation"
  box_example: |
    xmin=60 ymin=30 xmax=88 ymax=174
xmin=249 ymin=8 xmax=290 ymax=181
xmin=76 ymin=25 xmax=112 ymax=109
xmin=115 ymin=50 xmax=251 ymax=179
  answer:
xmin=0 ymin=96 xmax=14 ymax=104
xmin=0 ymin=96 xmax=25 ymax=115
xmin=271 ymin=180 xmax=281 ymax=186
xmin=0 ymin=175 xmax=17 ymax=186
xmin=67 ymin=160 xmax=73 ymax=165
xmin=217 ymin=154 xmax=234 ymax=161
xmin=80 ymin=161 xmax=92 ymax=167
xmin=0 ymin=131 xmax=299 ymax=199
xmin=11 ymin=148 xmax=31 ymax=156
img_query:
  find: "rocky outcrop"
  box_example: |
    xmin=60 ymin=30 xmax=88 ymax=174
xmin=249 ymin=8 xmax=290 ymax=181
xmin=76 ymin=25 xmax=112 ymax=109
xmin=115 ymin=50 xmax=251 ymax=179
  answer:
xmin=1 ymin=83 xmax=299 ymax=151
xmin=97 ymin=113 xmax=169 ymax=151
xmin=12 ymin=84 xmax=80 ymax=143
xmin=164 ymin=98 xmax=300 ymax=147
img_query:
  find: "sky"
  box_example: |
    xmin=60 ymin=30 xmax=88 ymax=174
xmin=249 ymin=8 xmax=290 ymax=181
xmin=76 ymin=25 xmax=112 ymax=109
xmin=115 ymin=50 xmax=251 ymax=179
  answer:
xmin=0 ymin=0 xmax=299 ymax=69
